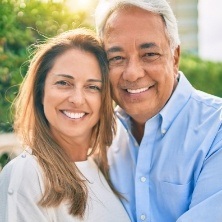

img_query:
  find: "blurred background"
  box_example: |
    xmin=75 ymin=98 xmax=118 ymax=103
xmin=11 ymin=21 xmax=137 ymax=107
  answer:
xmin=1 ymin=0 xmax=222 ymax=169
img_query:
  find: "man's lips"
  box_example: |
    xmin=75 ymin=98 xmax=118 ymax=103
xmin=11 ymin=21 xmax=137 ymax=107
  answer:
xmin=124 ymin=84 xmax=155 ymax=94
xmin=62 ymin=111 xmax=87 ymax=119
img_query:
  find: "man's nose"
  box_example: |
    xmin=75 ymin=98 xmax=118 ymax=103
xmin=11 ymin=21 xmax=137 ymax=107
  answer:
xmin=122 ymin=58 xmax=145 ymax=82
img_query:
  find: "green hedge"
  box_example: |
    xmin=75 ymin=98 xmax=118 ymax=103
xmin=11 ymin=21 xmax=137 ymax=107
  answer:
xmin=180 ymin=54 xmax=222 ymax=97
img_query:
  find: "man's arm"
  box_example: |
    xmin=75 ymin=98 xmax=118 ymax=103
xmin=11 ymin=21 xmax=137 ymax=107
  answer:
xmin=177 ymin=127 xmax=222 ymax=222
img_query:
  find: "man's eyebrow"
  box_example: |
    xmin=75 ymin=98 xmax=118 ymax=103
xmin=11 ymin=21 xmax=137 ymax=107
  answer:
xmin=106 ymin=46 xmax=123 ymax=54
xmin=140 ymin=42 xmax=159 ymax=49
xmin=106 ymin=43 xmax=159 ymax=54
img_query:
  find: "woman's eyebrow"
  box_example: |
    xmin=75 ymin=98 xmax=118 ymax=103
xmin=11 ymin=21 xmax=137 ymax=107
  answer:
xmin=55 ymin=74 xmax=74 ymax=79
xmin=87 ymin=79 xmax=102 ymax=83
xmin=55 ymin=74 xmax=102 ymax=83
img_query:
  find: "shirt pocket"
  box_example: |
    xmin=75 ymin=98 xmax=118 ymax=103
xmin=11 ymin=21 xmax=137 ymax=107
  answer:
xmin=158 ymin=180 xmax=193 ymax=219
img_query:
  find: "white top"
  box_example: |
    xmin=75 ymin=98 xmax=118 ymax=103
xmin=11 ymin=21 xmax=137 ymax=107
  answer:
xmin=0 ymin=150 xmax=130 ymax=222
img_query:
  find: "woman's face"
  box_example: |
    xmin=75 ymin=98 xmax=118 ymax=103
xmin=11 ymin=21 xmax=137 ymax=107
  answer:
xmin=42 ymin=48 xmax=102 ymax=147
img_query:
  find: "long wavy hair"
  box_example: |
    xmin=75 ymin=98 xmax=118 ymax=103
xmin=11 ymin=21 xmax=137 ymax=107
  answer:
xmin=13 ymin=28 xmax=116 ymax=218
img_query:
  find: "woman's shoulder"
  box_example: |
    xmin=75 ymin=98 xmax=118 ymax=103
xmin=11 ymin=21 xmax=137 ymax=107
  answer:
xmin=0 ymin=149 xmax=43 ymax=194
xmin=1 ymin=149 xmax=39 ymax=174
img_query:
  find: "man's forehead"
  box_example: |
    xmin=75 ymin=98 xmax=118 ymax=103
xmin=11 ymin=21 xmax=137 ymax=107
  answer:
xmin=103 ymin=6 xmax=163 ymax=35
xmin=103 ymin=8 xmax=167 ymax=52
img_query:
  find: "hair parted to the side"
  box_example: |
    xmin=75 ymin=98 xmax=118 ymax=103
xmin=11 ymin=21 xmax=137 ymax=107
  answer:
xmin=13 ymin=28 xmax=116 ymax=218
xmin=95 ymin=0 xmax=181 ymax=51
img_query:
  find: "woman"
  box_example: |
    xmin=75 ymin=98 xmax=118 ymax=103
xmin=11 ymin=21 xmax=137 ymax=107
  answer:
xmin=0 ymin=28 xmax=130 ymax=222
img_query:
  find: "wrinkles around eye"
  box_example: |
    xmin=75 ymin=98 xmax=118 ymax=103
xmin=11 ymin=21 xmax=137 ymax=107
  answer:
xmin=108 ymin=56 xmax=125 ymax=66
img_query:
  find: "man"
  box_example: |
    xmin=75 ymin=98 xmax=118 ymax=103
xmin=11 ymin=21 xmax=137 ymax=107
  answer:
xmin=95 ymin=0 xmax=222 ymax=221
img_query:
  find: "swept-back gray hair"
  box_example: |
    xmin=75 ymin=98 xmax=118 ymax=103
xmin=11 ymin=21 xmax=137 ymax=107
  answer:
xmin=95 ymin=0 xmax=180 ymax=50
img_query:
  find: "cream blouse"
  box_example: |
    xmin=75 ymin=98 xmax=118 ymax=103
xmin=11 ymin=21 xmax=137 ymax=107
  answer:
xmin=0 ymin=150 xmax=130 ymax=222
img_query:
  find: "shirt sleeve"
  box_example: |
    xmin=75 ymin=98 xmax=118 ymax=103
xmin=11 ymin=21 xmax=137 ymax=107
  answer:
xmin=176 ymin=126 xmax=222 ymax=222
xmin=0 ymin=153 xmax=52 ymax=222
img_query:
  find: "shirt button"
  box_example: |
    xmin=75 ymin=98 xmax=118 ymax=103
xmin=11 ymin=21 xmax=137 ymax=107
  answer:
xmin=140 ymin=214 xmax=146 ymax=221
xmin=8 ymin=189 xmax=14 ymax=195
xmin=161 ymin=129 xmax=166 ymax=134
xmin=140 ymin=176 xmax=146 ymax=182
xmin=21 ymin=153 xmax=26 ymax=158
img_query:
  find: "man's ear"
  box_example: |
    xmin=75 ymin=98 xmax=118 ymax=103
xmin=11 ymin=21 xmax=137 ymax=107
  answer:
xmin=173 ymin=45 xmax=180 ymax=75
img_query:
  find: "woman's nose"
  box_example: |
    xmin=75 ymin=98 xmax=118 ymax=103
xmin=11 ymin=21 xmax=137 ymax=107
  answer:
xmin=68 ymin=88 xmax=85 ymax=106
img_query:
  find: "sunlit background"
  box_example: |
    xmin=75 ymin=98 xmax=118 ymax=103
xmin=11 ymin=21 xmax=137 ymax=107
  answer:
xmin=66 ymin=0 xmax=96 ymax=11
xmin=199 ymin=0 xmax=222 ymax=61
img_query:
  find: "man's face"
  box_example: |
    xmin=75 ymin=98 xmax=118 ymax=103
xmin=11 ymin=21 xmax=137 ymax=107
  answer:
xmin=103 ymin=6 xmax=180 ymax=124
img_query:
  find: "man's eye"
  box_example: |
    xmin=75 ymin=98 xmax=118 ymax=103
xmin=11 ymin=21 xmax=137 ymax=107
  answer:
xmin=146 ymin=52 xmax=159 ymax=56
xmin=143 ymin=52 xmax=161 ymax=62
xmin=109 ymin=56 xmax=122 ymax=61
xmin=108 ymin=56 xmax=124 ymax=65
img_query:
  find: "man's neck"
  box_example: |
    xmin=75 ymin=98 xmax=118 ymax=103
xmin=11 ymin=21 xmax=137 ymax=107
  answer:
xmin=131 ymin=119 xmax=145 ymax=144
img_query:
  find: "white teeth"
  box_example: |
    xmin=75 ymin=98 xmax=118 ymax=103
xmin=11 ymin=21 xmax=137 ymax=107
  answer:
xmin=63 ymin=111 xmax=85 ymax=119
xmin=127 ymin=87 xmax=149 ymax=94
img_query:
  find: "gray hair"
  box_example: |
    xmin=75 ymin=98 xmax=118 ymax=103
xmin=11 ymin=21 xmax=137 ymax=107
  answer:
xmin=95 ymin=0 xmax=181 ymax=50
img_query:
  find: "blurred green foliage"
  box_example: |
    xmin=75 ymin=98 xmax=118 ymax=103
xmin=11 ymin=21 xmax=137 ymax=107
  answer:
xmin=180 ymin=53 xmax=222 ymax=97
xmin=0 ymin=0 xmax=90 ymax=132
xmin=0 ymin=153 xmax=10 ymax=170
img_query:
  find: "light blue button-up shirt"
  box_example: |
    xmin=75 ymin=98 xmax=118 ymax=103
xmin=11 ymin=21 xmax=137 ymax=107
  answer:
xmin=108 ymin=72 xmax=222 ymax=222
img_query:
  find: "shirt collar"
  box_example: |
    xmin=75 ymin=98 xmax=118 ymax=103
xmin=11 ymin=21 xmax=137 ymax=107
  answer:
xmin=159 ymin=71 xmax=193 ymax=134
xmin=115 ymin=71 xmax=193 ymax=134
xmin=115 ymin=106 xmax=131 ymax=130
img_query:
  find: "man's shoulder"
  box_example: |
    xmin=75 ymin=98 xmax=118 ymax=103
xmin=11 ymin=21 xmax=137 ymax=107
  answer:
xmin=191 ymin=89 xmax=222 ymax=110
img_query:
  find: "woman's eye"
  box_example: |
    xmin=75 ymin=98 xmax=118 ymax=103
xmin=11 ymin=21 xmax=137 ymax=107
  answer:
xmin=87 ymin=85 xmax=101 ymax=92
xmin=56 ymin=80 xmax=66 ymax=85
xmin=55 ymin=80 xmax=71 ymax=87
